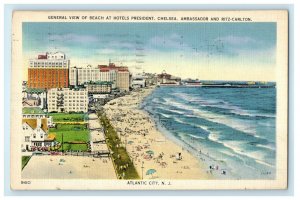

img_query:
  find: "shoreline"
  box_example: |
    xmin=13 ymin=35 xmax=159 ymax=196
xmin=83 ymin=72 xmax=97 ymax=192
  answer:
xmin=138 ymin=87 xmax=276 ymax=180
xmin=103 ymin=87 xmax=213 ymax=180
xmin=140 ymin=88 xmax=234 ymax=179
xmin=140 ymin=97 xmax=236 ymax=180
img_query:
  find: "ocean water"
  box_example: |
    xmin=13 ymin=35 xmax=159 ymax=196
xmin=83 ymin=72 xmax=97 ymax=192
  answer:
xmin=141 ymin=87 xmax=276 ymax=179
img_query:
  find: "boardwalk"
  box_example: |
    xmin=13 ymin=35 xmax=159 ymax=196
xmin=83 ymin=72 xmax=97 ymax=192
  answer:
xmin=88 ymin=113 xmax=109 ymax=153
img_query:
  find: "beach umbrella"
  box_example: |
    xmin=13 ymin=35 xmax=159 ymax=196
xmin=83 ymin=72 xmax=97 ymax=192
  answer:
xmin=146 ymin=150 xmax=154 ymax=155
xmin=146 ymin=169 xmax=156 ymax=177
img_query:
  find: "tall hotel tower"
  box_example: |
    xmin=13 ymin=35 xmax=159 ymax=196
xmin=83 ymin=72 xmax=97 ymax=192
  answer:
xmin=27 ymin=52 xmax=70 ymax=89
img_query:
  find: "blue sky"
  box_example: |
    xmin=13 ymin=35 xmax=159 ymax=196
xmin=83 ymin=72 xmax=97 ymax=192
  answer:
xmin=23 ymin=22 xmax=277 ymax=81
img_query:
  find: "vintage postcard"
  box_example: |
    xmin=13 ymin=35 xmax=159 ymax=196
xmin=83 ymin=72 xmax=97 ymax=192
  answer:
xmin=10 ymin=10 xmax=288 ymax=190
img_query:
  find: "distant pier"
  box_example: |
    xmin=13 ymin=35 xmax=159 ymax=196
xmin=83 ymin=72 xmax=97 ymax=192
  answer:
xmin=200 ymin=84 xmax=275 ymax=88
xmin=158 ymin=84 xmax=275 ymax=88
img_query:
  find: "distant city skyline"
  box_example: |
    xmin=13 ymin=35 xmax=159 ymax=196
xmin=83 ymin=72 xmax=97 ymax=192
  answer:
xmin=23 ymin=22 xmax=276 ymax=81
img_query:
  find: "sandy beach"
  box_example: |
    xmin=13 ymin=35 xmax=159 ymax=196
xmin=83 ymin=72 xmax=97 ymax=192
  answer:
xmin=22 ymin=155 xmax=117 ymax=179
xmin=103 ymin=87 xmax=212 ymax=180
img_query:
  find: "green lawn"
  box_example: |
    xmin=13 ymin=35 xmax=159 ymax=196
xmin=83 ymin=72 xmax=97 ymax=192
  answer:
xmin=60 ymin=143 xmax=88 ymax=151
xmin=47 ymin=113 xmax=89 ymax=151
xmin=98 ymin=112 xmax=139 ymax=180
xmin=49 ymin=124 xmax=89 ymax=151
xmin=51 ymin=124 xmax=88 ymax=131
xmin=48 ymin=113 xmax=86 ymax=122
xmin=22 ymin=156 xmax=31 ymax=170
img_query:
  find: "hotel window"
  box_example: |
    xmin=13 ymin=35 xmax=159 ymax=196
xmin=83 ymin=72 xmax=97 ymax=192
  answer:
xmin=33 ymin=134 xmax=36 ymax=139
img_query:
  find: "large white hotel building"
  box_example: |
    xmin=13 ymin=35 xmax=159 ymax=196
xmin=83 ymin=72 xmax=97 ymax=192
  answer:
xmin=69 ymin=65 xmax=117 ymax=87
xmin=47 ymin=88 xmax=88 ymax=113
xmin=69 ymin=63 xmax=130 ymax=91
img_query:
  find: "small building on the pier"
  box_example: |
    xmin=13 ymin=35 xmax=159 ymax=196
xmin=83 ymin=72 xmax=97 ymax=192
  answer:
xmin=157 ymin=70 xmax=181 ymax=85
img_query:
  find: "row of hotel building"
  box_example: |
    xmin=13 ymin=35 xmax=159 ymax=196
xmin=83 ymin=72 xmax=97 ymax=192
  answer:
xmin=24 ymin=52 xmax=159 ymax=113
xmin=28 ymin=52 xmax=130 ymax=91
xmin=26 ymin=52 xmax=132 ymax=113
xmin=21 ymin=52 xmax=180 ymax=151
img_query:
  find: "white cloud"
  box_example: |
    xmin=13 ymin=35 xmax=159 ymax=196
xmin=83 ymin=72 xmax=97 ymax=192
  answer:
xmin=96 ymin=48 xmax=116 ymax=55
xmin=148 ymin=34 xmax=183 ymax=49
xmin=106 ymin=40 xmax=136 ymax=49
xmin=232 ymin=47 xmax=276 ymax=64
xmin=216 ymin=35 xmax=258 ymax=46
xmin=49 ymin=33 xmax=99 ymax=43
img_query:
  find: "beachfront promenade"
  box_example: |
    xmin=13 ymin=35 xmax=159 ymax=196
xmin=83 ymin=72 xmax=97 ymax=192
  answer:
xmin=88 ymin=113 xmax=110 ymax=153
